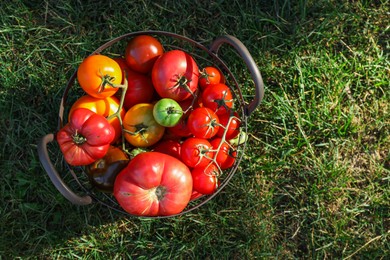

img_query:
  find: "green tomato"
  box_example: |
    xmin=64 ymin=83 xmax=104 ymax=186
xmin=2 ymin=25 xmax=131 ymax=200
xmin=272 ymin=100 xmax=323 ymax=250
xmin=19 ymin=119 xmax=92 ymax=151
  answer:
xmin=153 ymin=98 xmax=183 ymax=127
xmin=229 ymin=131 xmax=248 ymax=146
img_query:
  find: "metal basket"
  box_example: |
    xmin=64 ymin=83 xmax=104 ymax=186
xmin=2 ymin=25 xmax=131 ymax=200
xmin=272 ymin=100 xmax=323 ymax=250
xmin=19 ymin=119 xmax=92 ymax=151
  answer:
xmin=37 ymin=31 xmax=264 ymax=218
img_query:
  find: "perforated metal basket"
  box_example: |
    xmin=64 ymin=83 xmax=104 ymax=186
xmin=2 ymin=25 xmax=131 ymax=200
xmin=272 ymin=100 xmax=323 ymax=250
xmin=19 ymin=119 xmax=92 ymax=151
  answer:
xmin=37 ymin=31 xmax=264 ymax=218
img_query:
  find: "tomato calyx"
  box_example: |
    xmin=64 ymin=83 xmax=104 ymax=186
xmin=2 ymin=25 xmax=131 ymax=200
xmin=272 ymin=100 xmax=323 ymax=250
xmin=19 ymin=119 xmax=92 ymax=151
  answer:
xmin=98 ymin=71 xmax=117 ymax=93
xmin=155 ymin=185 xmax=167 ymax=200
xmin=72 ymin=130 xmax=87 ymax=145
xmin=199 ymin=68 xmax=212 ymax=84
xmin=202 ymin=118 xmax=220 ymax=137
xmin=195 ymin=144 xmax=213 ymax=166
xmin=124 ymin=123 xmax=150 ymax=144
xmin=212 ymin=91 xmax=233 ymax=112
xmin=171 ymin=74 xmax=195 ymax=96
xmin=166 ymin=106 xmax=182 ymax=115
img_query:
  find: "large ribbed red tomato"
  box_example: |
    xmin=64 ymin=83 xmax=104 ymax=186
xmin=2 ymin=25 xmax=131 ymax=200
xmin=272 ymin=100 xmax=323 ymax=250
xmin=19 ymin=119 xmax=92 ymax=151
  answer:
xmin=151 ymin=50 xmax=199 ymax=101
xmin=57 ymin=108 xmax=115 ymax=166
xmin=113 ymin=152 xmax=193 ymax=216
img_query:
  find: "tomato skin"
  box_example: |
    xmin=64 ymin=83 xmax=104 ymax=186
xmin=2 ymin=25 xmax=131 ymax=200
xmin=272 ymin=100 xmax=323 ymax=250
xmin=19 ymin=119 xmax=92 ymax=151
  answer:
xmin=181 ymin=137 xmax=214 ymax=168
xmin=153 ymin=139 xmax=181 ymax=160
xmin=221 ymin=148 xmax=237 ymax=170
xmin=77 ymin=54 xmax=122 ymax=98
xmin=114 ymin=57 xmax=155 ymax=110
xmin=125 ymin=35 xmax=164 ymax=74
xmin=166 ymin=97 xmax=198 ymax=138
xmin=216 ymin=111 xmax=241 ymax=140
xmin=152 ymin=50 xmax=199 ymax=101
xmin=187 ymin=107 xmax=220 ymax=139
xmin=190 ymin=190 xmax=203 ymax=201
xmin=86 ymin=146 xmax=129 ymax=192
xmin=123 ymin=103 xmax=165 ymax=147
xmin=210 ymin=138 xmax=230 ymax=167
xmin=69 ymin=95 xmax=125 ymax=143
xmin=202 ymin=83 xmax=234 ymax=115
xmin=199 ymin=66 xmax=222 ymax=90
xmin=153 ymin=98 xmax=183 ymax=127
xmin=167 ymin=117 xmax=192 ymax=138
xmin=191 ymin=164 xmax=219 ymax=195
xmin=57 ymin=108 xmax=115 ymax=166
xmin=114 ymin=152 xmax=192 ymax=216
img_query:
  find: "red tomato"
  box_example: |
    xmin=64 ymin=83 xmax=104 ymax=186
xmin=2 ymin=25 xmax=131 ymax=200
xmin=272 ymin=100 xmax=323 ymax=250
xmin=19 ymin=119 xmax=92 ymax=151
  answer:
xmin=181 ymin=137 xmax=214 ymax=168
xmin=167 ymin=117 xmax=192 ymax=138
xmin=114 ymin=57 xmax=155 ymax=110
xmin=216 ymin=111 xmax=241 ymax=140
xmin=191 ymin=164 xmax=219 ymax=195
xmin=221 ymin=148 xmax=237 ymax=170
xmin=56 ymin=108 xmax=115 ymax=166
xmin=210 ymin=138 xmax=230 ymax=167
xmin=153 ymin=139 xmax=181 ymax=160
xmin=151 ymin=50 xmax=199 ymax=101
xmin=178 ymin=94 xmax=200 ymax=116
xmin=68 ymin=95 xmax=125 ymax=143
xmin=166 ymin=96 xmax=200 ymax=138
xmin=199 ymin=66 xmax=222 ymax=90
xmin=202 ymin=83 xmax=234 ymax=115
xmin=125 ymin=35 xmax=164 ymax=74
xmin=114 ymin=152 xmax=193 ymax=216
xmin=187 ymin=107 xmax=220 ymax=139
xmin=77 ymin=54 xmax=122 ymax=98
xmin=124 ymin=70 xmax=155 ymax=110
xmin=190 ymin=190 xmax=203 ymax=201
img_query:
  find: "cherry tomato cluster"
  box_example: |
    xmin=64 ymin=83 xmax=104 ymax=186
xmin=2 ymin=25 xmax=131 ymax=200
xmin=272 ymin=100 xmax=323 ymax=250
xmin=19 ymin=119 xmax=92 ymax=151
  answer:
xmin=57 ymin=35 xmax=246 ymax=216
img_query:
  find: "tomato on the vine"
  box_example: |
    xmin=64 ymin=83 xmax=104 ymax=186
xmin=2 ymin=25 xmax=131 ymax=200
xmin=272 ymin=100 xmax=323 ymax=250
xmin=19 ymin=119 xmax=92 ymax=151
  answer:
xmin=216 ymin=111 xmax=241 ymax=140
xmin=69 ymin=95 xmax=125 ymax=143
xmin=210 ymin=138 xmax=230 ymax=167
xmin=187 ymin=107 xmax=220 ymax=139
xmin=221 ymin=148 xmax=237 ymax=170
xmin=123 ymin=103 xmax=165 ymax=147
xmin=114 ymin=152 xmax=193 ymax=216
xmin=191 ymin=164 xmax=219 ymax=195
xmin=57 ymin=108 xmax=115 ymax=166
xmin=181 ymin=137 xmax=214 ymax=168
xmin=77 ymin=54 xmax=122 ymax=99
xmin=202 ymin=83 xmax=234 ymax=115
xmin=152 ymin=50 xmax=199 ymax=101
xmin=125 ymin=35 xmax=164 ymax=74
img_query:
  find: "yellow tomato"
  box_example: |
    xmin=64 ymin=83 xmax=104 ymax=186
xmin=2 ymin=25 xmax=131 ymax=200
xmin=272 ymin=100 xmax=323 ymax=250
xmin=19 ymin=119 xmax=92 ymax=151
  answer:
xmin=123 ymin=103 xmax=165 ymax=147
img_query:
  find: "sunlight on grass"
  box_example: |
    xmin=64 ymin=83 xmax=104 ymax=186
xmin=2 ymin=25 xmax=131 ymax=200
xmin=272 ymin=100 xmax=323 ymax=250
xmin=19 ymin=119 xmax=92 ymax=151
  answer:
xmin=0 ymin=0 xmax=388 ymax=258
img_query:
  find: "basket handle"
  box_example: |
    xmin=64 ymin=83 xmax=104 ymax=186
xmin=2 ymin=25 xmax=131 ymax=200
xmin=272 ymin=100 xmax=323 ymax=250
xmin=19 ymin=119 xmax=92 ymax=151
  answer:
xmin=209 ymin=35 xmax=264 ymax=116
xmin=37 ymin=133 xmax=92 ymax=205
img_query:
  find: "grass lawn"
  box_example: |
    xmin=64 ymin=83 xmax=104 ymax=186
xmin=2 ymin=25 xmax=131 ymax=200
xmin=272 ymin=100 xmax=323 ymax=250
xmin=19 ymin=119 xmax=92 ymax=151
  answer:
xmin=1 ymin=0 xmax=388 ymax=258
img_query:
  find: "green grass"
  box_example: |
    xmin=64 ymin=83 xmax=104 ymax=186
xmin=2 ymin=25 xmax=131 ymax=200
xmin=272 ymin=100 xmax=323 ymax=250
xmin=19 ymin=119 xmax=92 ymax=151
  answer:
xmin=1 ymin=0 xmax=389 ymax=258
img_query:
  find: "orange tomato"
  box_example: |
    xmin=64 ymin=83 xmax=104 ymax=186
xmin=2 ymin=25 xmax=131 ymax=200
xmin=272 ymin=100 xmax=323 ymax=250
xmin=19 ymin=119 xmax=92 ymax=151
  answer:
xmin=123 ymin=103 xmax=165 ymax=147
xmin=68 ymin=95 xmax=125 ymax=143
xmin=77 ymin=54 xmax=122 ymax=98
